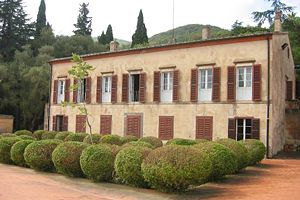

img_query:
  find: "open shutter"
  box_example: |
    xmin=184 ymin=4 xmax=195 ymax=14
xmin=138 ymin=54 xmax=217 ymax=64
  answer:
xmin=252 ymin=118 xmax=260 ymax=139
xmin=212 ymin=67 xmax=221 ymax=102
xmin=63 ymin=116 xmax=68 ymax=131
xmin=111 ymin=75 xmax=118 ymax=103
xmin=139 ymin=73 xmax=146 ymax=103
xmin=73 ymin=79 xmax=78 ymax=103
xmin=52 ymin=116 xmax=57 ymax=131
xmin=286 ymin=81 xmax=293 ymax=100
xmin=153 ymin=71 xmax=160 ymax=102
xmin=252 ymin=64 xmax=261 ymax=101
xmin=173 ymin=70 xmax=179 ymax=102
xmin=190 ymin=69 xmax=198 ymax=102
xmin=65 ymin=79 xmax=70 ymax=102
xmin=296 ymin=81 xmax=300 ymax=99
xmin=228 ymin=118 xmax=236 ymax=139
xmin=96 ymin=76 xmax=102 ymax=103
xmin=227 ymin=66 xmax=236 ymax=102
xmin=85 ymin=77 xmax=91 ymax=104
xmin=122 ymin=74 xmax=129 ymax=103
xmin=53 ymin=80 xmax=58 ymax=104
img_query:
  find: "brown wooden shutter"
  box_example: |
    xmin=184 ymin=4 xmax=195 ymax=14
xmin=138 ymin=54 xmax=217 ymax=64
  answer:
xmin=76 ymin=115 xmax=86 ymax=133
xmin=252 ymin=118 xmax=260 ymax=139
xmin=173 ymin=70 xmax=179 ymax=102
xmin=122 ymin=74 xmax=129 ymax=103
xmin=64 ymin=79 xmax=70 ymax=102
xmin=286 ymin=81 xmax=293 ymax=100
xmin=196 ymin=116 xmax=213 ymax=140
xmin=63 ymin=116 xmax=68 ymax=131
xmin=126 ymin=115 xmax=141 ymax=138
xmin=159 ymin=116 xmax=174 ymax=140
xmin=85 ymin=77 xmax=91 ymax=104
xmin=190 ymin=69 xmax=198 ymax=102
xmin=100 ymin=115 xmax=112 ymax=135
xmin=227 ymin=66 xmax=236 ymax=102
xmin=53 ymin=80 xmax=58 ymax=104
xmin=153 ymin=71 xmax=160 ymax=102
xmin=296 ymin=81 xmax=300 ymax=99
xmin=52 ymin=116 xmax=57 ymax=131
xmin=139 ymin=73 xmax=146 ymax=103
xmin=73 ymin=79 xmax=78 ymax=103
xmin=111 ymin=75 xmax=118 ymax=103
xmin=252 ymin=64 xmax=261 ymax=101
xmin=228 ymin=118 xmax=236 ymax=139
xmin=212 ymin=67 xmax=221 ymax=102
xmin=96 ymin=76 xmax=102 ymax=103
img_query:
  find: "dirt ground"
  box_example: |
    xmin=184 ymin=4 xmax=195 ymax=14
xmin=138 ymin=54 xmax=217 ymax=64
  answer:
xmin=1 ymin=153 xmax=300 ymax=200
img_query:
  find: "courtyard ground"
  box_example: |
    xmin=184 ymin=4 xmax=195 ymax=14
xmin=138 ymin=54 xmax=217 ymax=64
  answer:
xmin=0 ymin=153 xmax=300 ymax=200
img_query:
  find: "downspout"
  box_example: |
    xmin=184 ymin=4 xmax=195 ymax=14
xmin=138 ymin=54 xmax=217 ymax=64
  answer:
xmin=48 ymin=63 xmax=53 ymax=131
xmin=266 ymin=38 xmax=270 ymax=158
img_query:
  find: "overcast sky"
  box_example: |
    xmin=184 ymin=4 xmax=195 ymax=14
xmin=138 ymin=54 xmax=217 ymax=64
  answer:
xmin=22 ymin=0 xmax=300 ymax=41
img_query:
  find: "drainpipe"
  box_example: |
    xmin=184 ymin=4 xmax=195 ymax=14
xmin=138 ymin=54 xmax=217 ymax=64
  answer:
xmin=48 ymin=63 xmax=53 ymax=131
xmin=266 ymin=38 xmax=270 ymax=158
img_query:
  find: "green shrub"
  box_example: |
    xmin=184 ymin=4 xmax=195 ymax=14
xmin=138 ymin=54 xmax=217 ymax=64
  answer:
xmin=216 ymin=138 xmax=250 ymax=171
xmin=83 ymin=134 xmax=102 ymax=144
xmin=239 ymin=139 xmax=266 ymax=165
xmin=54 ymin=131 xmax=72 ymax=140
xmin=0 ymin=133 xmax=15 ymax=137
xmin=115 ymin=146 xmax=152 ymax=187
xmin=41 ymin=131 xmax=58 ymax=140
xmin=138 ymin=136 xmax=163 ymax=148
xmin=52 ymin=141 xmax=89 ymax=177
xmin=142 ymin=145 xmax=212 ymax=192
xmin=0 ymin=137 xmax=22 ymax=164
xmin=100 ymin=135 xmax=122 ymax=145
xmin=18 ymin=135 xmax=36 ymax=140
xmin=33 ymin=130 xmax=47 ymax=140
xmin=194 ymin=142 xmax=238 ymax=179
xmin=122 ymin=141 xmax=154 ymax=149
xmin=80 ymin=144 xmax=115 ymax=182
xmin=101 ymin=144 xmax=122 ymax=156
xmin=166 ymin=138 xmax=197 ymax=146
xmin=121 ymin=135 xmax=139 ymax=144
xmin=10 ymin=140 xmax=34 ymax=167
xmin=14 ymin=130 xmax=32 ymax=136
xmin=24 ymin=139 xmax=62 ymax=172
xmin=195 ymin=139 xmax=210 ymax=144
xmin=64 ymin=133 xmax=88 ymax=142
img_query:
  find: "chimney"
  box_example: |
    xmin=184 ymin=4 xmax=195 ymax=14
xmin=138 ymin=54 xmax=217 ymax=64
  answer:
xmin=110 ymin=41 xmax=119 ymax=52
xmin=274 ymin=10 xmax=282 ymax=32
xmin=202 ymin=25 xmax=211 ymax=40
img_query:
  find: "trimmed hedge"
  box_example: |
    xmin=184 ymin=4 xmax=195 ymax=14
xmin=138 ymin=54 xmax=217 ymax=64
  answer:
xmin=101 ymin=144 xmax=121 ymax=156
xmin=166 ymin=138 xmax=197 ymax=146
xmin=18 ymin=135 xmax=36 ymax=140
xmin=65 ymin=133 xmax=88 ymax=142
xmin=80 ymin=144 xmax=115 ymax=182
xmin=122 ymin=141 xmax=154 ymax=149
xmin=41 ymin=131 xmax=58 ymax=140
xmin=239 ymin=139 xmax=266 ymax=165
xmin=52 ymin=141 xmax=89 ymax=177
xmin=100 ymin=135 xmax=122 ymax=145
xmin=138 ymin=136 xmax=163 ymax=148
xmin=121 ymin=135 xmax=139 ymax=144
xmin=115 ymin=146 xmax=152 ymax=187
xmin=195 ymin=139 xmax=210 ymax=144
xmin=0 ymin=137 xmax=22 ymax=164
xmin=54 ymin=131 xmax=72 ymax=140
xmin=14 ymin=130 xmax=32 ymax=136
xmin=24 ymin=139 xmax=62 ymax=172
xmin=142 ymin=145 xmax=212 ymax=192
xmin=0 ymin=133 xmax=15 ymax=138
xmin=10 ymin=140 xmax=34 ymax=167
xmin=33 ymin=130 xmax=47 ymax=140
xmin=83 ymin=134 xmax=103 ymax=144
xmin=216 ymin=138 xmax=250 ymax=171
xmin=194 ymin=142 xmax=238 ymax=179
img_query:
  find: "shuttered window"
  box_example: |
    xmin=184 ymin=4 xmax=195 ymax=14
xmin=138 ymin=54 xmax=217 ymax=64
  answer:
xmin=125 ymin=115 xmax=142 ymax=138
xmin=296 ymin=81 xmax=300 ymax=99
xmin=190 ymin=69 xmax=198 ymax=102
xmin=139 ymin=73 xmax=146 ymax=103
xmin=85 ymin=77 xmax=91 ymax=104
xmin=52 ymin=116 xmax=57 ymax=131
xmin=286 ymin=81 xmax=293 ymax=100
xmin=63 ymin=116 xmax=68 ymax=131
xmin=122 ymin=74 xmax=129 ymax=102
xmin=228 ymin=118 xmax=260 ymax=140
xmin=153 ymin=71 xmax=160 ymax=102
xmin=227 ymin=66 xmax=236 ymax=101
xmin=96 ymin=76 xmax=102 ymax=103
xmin=252 ymin=64 xmax=261 ymax=101
xmin=76 ymin=115 xmax=86 ymax=133
xmin=53 ymin=115 xmax=64 ymax=131
xmin=196 ymin=116 xmax=213 ymax=140
xmin=73 ymin=79 xmax=78 ymax=103
xmin=212 ymin=67 xmax=221 ymax=102
xmin=65 ymin=79 xmax=70 ymax=102
xmin=159 ymin=116 xmax=174 ymax=140
xmin=173 ymin=70 xmax=179 ymax=102
xmin=53 ymin=80 xmax=58 ymax=104
xmin=100 ymin=115 xmax=112 ymax=135
xmin=111 ymin=75 xmax=118 ymax=103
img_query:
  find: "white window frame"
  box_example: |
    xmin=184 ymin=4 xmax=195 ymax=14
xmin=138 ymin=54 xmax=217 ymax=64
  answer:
xmin=198 ymin=67 xmax=213 ymax=101
xmin=160 ymin=71 xmax=173 ymax=102
xmin=236 ymin=64 xmax=252 ymax=100
xmin=77 ymin=79 xmax=86 ymax=103
xmin=102 ymin=76 xmax=112 ymax=103
xmin=57 ymin=80 xmax=65 ymax=103
xmin=236 ymin=118 xmax=252 ymax=141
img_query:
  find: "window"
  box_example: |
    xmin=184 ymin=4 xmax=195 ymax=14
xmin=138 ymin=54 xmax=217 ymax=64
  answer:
xmin=228 ymin=118 xmax=260 ymax=140
xmin=52 ymin=115 xmax=68 ymax=131
xmin=236 ymin=119 xmax=252 ymax=141
xmin=56 ymin=115 xmax=64 ymax=131
xmin=125 ymin=114 xmax=142 ymax=138
xmin=159 ymin=116 xmax=174 ymax=140
xmin=102 ymin=76 xmax=112 ymax=103
xmin=76 ymin=115 xmax=86 ymax=133
xmin=196 ymin=116 xmax=213 ymax=140
xmin=77 ymin=79 xmax=86 ymax=103
xmin=198 ymin=68 xmax=212 ymax=101
xmin=161 ymin=71 xmax=173 ymax=102
xmin=57 ymin=80 xmax=65 ymax=103
xmin=129 ymin=74 xmax=140 ymax=102
xmin=100 ymin=115 xmax=112 ymax=134
xmin=236 ymin=66 xmax=252 ymax=100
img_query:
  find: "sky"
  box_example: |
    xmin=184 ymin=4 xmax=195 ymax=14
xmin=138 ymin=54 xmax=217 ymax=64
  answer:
xmin=22 ymin=0 xmax=300 ymax=41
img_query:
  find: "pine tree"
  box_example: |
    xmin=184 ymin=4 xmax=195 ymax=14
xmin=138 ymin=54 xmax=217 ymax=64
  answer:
xmin=73 ymin=3 xmax=92 ymax=36
xmin=131 ymin=9 xmax=148 ymax=48
xmin=98 ymin=31 xmax=107 ymax=45
xmin=35 ymin=0 xmax=47 ymax=38
xmin=105 ymin=24 xmax=114 ymax=43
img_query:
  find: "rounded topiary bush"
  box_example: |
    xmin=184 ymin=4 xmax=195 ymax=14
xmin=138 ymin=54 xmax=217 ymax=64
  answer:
xmin=41 ymin=131 xmax=58 ymax=140
xmin=121 ymin=135 xmax=139 ymax=144
xmin=24 ymin=139 xmax=62 ymax=172
xmin=0 ymin=133 xmax=15 ymax=137
xmin=194 ymin=142 xmax=238 ymax=179
xmin=138 ymin=136 xmax=163 ymax=148
xmin=142 ymin=145 xmax=212 ymax=193
xmin=100 ymin=135 xmax=122 ymax=145
xmin=80 ymin=144 xmax=115 ymax=182
xmin=33 ymin=130 xmax=47 ymax=140
xmin=122 ymin=141 xmax=154 ymax=149
xmin=18 ymin=135 xmax=36 ymax=140
xmin=101 ymin=144 xmax=121 ymax=156
xmin=52 ymin=141 xmax=89 ymax=177
xmin=115 ymin=146 xmax=152 ymax=188
xmin=216 ymin=138 xmax=250 ymax=171
xmin=166 ymin=138 xmax=197 ymax=146
xmin=10 ymin=140 xmax=34 ymax=167
xmin=83 ymin=134 xmax=102 ymax=144
xmin=54 ymin=131 xmax=72 ymax=140
xmin=239 ymin=139 xmax=266 ymax=165
xmin=64 ymin=133 xmax=88 ymax=142
xmin=14 ymin=130 xmax=32 ymax=136
xmin=195 ymin=139 xmax=210 ymax=144
xmin=0 ymin=137 xmax=22 ymax=164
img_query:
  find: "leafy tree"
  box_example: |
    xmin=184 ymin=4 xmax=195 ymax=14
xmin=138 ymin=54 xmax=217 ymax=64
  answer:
xmin=131 ymin=9 xmax=148 ymax=48
xmin=98 ymin=31 xmax=107 ymax=45
xmin=73 ymin=3 xmax=92 ymax=36
xmin=35 ymin=0 xmax=47 ymax=38
xmin=31 ymin=24 xmax=56 ymax=56
xmin=105 ymin=24 xmax=114 ymax=43
xmin=231 ymin=20 xmax=270 ymax=35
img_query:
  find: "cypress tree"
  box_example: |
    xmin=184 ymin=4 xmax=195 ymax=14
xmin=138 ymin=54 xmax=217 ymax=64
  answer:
xmin=73 ymin=3 xmax=92 ymax=36
xmin=131 ymin=9 xmax=148 ymax=48
xmin=35 ymin=0 xmax=47 ymax=38
xmin=98 ymin=31 xmax=107 ymax=45
xmin=105 ymin=24 xmax=114 ymax=43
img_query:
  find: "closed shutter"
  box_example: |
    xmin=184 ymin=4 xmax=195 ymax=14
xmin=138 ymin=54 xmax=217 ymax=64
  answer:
xmin=126 ymin=115 xmax=141 ymax=138
xmin=153 ymin=71 xmax=160 ymax=102
xmin=173 ymin=70 xmax=179 ymax=102
xmin=52 ymin=116 xmax=57 ymax=131
xmin=73 ymin=79 xmax=78 ymax=103
xmin=63 ymin=116 xmax=68 ymax=131
xmin=159 ymin=116 xmax=174 ymax=140
xmin=139 ymin=73 xmax=146 ymax=103
xmin=196 ymin=116 xmax=213 ymax=140
xmin=96 ymin=76 xmax=102 ymax=103
xmin=122 ymin=74 xmax=129 ymax=103
xmin=111 ymin=75 xmax=118 ymax=103
xmin=76 ymin=115 xmax=86 ymax=133
xmin=252 ymin=118 xmax=260 ymax=139
xmin=53 ymin=80 xmax=58 ymax=104
xmin=212 ymin=67 xmax=221 ymax=102
xmin=85 ymin=77 xmax=91 ymax=104
xmin=190 ymin=69 xmax=198 ymax=102
xmin=228 ymin=118 xmax=236 ymax=139
xmin=227 ymin=66 xmax=236 ymax=101
xmin=65 ymin=79 xmax=70 ymax=102
xmin=286 ymin=81 xmax=293 ymax=100
xmin=252 ymin=64 xmax=261 ymax=101
xmin=296 ymin=81 xmax=300 ymax=99
xmin=100 ymin=115 xmax=112 ymax=135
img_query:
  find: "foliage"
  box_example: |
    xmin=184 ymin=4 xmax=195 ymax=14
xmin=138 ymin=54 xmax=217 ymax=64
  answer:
xmin=105 ymin=24 xmax=114 ymax=44
xmin=54 ymin=131 xmax=72 ymax=140
xmin=98 ymin=31 xmax=107 ymax=45
xmin=18 ymin=135 xmax=36 ymax=140
xmin=52 ymin=141 xmax=89 ymax=177
xmin=33 ymin=130 xmax=47 ymax=140
xmin=115 ymin=146 xmax=152 ymax=187
xmin=41 ymin=131 xmax=58 ymax=140
xmin=231 ymin=20 xmax=270 ymax=35
xmin=14 ymin=130 xmax=32 ymax=136
xmin=0 ymin=137 xmax=21 ymax=164
xmin=24 ymin=139 xmax=62 ymax=171
xmin=64 ymin=133 xmax=88 ymax=142
xmin=10 ymin=140 xmax=34 ymax=167
xmin=142 ymin=145 xmax=212 ymax=193
xmin=138 ymin=136 xmax=163 ymax=148
xmin=122 ymin=141 xmax=154 ymax=149
xmin=166 ymin=138 xmax=197 ymax=146
xmin=101 ymin=135 xmax=123 ymax=145
xmin=239 ymin=139 xmax=266 ymax=165
xmin=73 ymin=3 xmax=92 ymax=36
xmin=195 ymin=139 xmax=210 ymax=144
xmin=83 ymin=134 xmax=103 ymax=144
xmin=121 ymin=135 xmax=139 ymax=144
xmin=35 ymin=0 xmax=47 ymax=38
xmin=131 ymin=9 xmax=149 ymax=48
